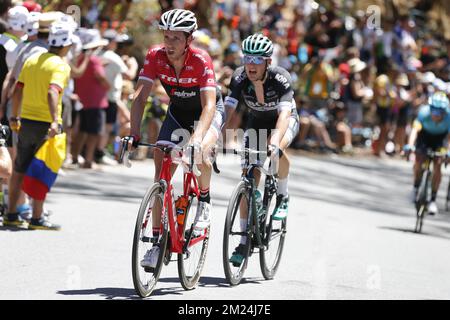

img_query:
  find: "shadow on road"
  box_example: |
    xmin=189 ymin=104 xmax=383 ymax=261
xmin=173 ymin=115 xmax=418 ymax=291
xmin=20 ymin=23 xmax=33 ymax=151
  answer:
xmin=157 ymin=275 xmax=262 ymax=288
xmin=378 ymin=226 xmax=450 ymax=241
xmin=57 ymin=287 xmax=141 ymax=300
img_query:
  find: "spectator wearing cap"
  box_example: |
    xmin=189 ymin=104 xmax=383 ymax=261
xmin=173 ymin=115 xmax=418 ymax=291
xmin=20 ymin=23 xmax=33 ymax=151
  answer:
xmin=0 ymin=6 xmax=29 ymax=120
xmin=344 ymin=57 xmax=368 ymax=127
xmin=95 ymin=29 xmax=130 ymax=165
xmin=71 ymin=29 xmax=110 ymax=169
xmin=5 ymin=12 xmax=62 ymax=110
xmin=5 ymin=22 xmax=73 ymax=230
xmin=1 ymin=12 xmax=61 ymax=173
xmin=115 ymin=34 xmax=138 ymax=81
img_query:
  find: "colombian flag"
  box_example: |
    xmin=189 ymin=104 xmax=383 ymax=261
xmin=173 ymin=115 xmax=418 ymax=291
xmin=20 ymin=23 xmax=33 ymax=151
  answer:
xmin=22 ymin=133 xmax=66 ymax=201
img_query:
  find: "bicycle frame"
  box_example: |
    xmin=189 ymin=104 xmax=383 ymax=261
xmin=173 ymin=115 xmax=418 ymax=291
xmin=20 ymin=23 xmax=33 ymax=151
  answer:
xmin=243 ymin=162 xmax=277 ymax=249
xmin=158 ymin=151 xmax=203 ymax=254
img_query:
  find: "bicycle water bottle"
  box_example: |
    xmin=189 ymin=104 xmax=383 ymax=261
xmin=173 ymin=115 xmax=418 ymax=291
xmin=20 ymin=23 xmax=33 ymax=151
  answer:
xmin=175 ymin=196 xmax=189 ymax=226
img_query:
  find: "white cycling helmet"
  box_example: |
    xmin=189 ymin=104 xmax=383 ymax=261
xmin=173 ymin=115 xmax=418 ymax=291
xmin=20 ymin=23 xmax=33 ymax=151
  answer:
xmin=48 ymin=22 xmax=74 ymax=48
xmin=25 ymin=12 xmax=41 ymax=37
xmin=8 ymin=6 xmax=30 ymax=32
xmin=158 ymin=9 xmax=197 ymax=33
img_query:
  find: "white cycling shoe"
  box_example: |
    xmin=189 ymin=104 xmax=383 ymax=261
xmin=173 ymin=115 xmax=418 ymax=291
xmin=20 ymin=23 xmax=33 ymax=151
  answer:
xmin=427 ymin=201 xmax=438 ymax=216
xmin=140 ymin=246 xmax=160 ymax=269
xmin=193 ymin=201 xmax=211 ymax=236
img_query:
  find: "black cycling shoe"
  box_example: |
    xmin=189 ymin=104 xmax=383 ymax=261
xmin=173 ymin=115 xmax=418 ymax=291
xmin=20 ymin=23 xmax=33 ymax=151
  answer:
xmin=229 ymin=244 xmax=247 ymax=267
xmin=2 ymin=213 xmax=28 ymax=228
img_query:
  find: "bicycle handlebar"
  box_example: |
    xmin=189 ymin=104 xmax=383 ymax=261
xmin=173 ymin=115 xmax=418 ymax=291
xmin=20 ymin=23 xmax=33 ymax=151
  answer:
xmin=216 ymin=148 xmax=283 ymax=176
xmin=119 ymin=139 xmax=221 ymax=176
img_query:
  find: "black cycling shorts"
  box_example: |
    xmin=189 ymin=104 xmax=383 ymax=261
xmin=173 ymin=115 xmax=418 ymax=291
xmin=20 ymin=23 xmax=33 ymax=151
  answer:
xmin=415 ymin=130 xmax=448 ymax=154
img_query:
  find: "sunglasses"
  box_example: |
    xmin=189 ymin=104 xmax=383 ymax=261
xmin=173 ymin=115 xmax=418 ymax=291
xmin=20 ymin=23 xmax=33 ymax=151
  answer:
xmin=430 ymin=106 xmax=446 ymax=116
xmin=242 ymin=55 xmax=269 ymax=65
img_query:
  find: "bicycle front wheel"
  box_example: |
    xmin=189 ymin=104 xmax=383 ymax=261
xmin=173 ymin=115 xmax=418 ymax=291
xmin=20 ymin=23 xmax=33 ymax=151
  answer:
xmin=415 ymin=171 xmax=430 ymax=234
xmin=259 ymin=192 xmax=287 ymax=280
xmin=178 ymin=195 xmax=210 ymax=290
xmin=223 ymin=181 xmax=251 ymax=286
xmin=131 ymin=183 xmax=168 ymax=298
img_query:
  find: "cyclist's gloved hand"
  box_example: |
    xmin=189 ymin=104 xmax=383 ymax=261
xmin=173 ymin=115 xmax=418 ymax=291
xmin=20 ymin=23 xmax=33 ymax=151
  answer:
xmin=122 ymin=134 xmax=140 ymax=151
xmin=403 ymin=144 xmax=415 ymax=160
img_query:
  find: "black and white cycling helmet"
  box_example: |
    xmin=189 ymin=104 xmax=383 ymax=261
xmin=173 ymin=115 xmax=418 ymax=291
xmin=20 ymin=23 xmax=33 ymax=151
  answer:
xmin=158 ymin=9 xmax=198 ymax=34
xmin=242 ymin=33 xmax=274 ymax=57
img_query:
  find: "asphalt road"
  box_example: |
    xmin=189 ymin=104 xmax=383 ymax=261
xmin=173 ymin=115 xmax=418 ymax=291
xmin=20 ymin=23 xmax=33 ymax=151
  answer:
xmin=1 ymin=151 xmax=450 ymax=300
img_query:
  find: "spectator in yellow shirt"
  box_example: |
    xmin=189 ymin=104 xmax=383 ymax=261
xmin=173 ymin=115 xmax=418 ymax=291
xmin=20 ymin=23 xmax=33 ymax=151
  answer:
xmin=4 ymin=22 xmax=73 ymax=230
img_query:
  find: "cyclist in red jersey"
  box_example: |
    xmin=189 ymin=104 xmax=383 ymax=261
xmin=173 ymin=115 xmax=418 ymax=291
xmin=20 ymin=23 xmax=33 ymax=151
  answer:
xmin=125 ymin=9 xmax=224 ymax=269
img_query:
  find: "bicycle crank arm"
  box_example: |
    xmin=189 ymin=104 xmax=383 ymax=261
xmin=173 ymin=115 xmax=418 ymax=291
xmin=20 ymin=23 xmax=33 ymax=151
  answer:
xmin=182 ymin=224 xmax=195 ymax=253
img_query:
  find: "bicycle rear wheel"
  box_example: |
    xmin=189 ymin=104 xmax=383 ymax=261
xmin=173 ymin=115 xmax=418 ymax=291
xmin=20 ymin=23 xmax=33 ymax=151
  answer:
xmin=132 ymin=183 xmax=168 ymax=297
xmin=223 ymin=181 xmax=251 ymax=286
xmin=259 ymin=192 xmax=287 ymax=280
xmin=178 ymin=195 xmax=210 ymax=290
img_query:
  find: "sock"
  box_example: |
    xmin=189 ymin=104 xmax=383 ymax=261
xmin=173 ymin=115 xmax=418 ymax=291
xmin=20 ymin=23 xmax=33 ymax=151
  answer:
xmin=277 ymin=177 xmax=289 ymax=197
xmin=152 ymin=227 xmax=160 ymax=240
xmin=240 ymin=219 xmax=247 ymax=245
xmin=431 ymin=192 xmax=437 ymax=202
xmin=94 ymin=149 xmax=104 ymax=160
xmin=199 ymin=188 xmax=210 ymax=204
xmin=31 ymin=218 xmax=42 ymax=225
xmin=7 ymin=213 xmax=19 ymax=220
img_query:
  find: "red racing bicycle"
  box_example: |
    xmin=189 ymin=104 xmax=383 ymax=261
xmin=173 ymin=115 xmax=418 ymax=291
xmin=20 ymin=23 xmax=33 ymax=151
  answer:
xmin=120 ymin=141 xmax=210 ymax=297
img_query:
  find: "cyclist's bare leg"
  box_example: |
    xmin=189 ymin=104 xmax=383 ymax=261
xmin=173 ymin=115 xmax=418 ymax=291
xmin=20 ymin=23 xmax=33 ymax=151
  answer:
xmin=277 ymin=134 xmax=291 ymax=180
xmin=413 ymin=153 xmax=426 ymax=188
xmin=197 ymin=127 xmax=222 ymax=196
xmin=432 ymin=158 xmax=442 ymax=195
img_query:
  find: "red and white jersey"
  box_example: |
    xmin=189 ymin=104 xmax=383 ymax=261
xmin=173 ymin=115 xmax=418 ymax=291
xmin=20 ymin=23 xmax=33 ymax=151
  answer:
xmin=139 ymin=45 xmax=217 ymax=122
